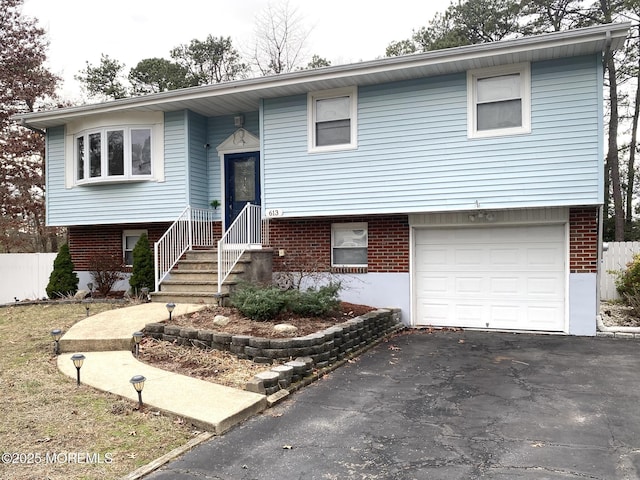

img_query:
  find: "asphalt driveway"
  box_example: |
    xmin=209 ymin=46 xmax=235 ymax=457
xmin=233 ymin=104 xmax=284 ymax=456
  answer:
xmin=148 ymin=330 xmax=640 ymax=479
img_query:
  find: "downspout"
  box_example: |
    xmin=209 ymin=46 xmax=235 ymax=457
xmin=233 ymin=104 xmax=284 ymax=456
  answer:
xmin=597 ymin=205 xmax=604 ymax=329
xmin=596 ymin=29 xmax=612 ymax=330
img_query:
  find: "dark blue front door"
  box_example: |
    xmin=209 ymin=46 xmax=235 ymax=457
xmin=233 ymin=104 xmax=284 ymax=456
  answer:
xmin=225 ymin=152 xmax=260 ymax=228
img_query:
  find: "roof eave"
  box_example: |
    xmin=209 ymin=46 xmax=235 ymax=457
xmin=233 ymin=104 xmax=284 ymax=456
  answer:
xmin=14 ymin=22 xmax=630 ymax=130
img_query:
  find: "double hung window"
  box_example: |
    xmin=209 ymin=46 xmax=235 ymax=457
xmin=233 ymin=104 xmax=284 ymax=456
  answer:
xmin=331 ymin=223 xmax=368 ymax=267
xmin=308 ymin=87 xmax=357 ymax=152
xmin=468 ymin=63 xmax=530 ymax=138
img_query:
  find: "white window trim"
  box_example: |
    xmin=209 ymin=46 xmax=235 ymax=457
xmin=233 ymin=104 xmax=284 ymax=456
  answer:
xmin=64 ymin=111 xmax=165 ymax=189
xmin=123 ymin=229 xmax=147 ymax=266
xmin=331 ymin=222 xmax=368 ymax=268
xmin=74 ymin=125 xmax=154 ymax=185
xmin=308 ymin=86 xmax=358 ymax=153
xmin=467 ymin=62 xmax=531 ymax=139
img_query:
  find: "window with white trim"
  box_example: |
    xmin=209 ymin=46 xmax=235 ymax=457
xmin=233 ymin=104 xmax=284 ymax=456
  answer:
xmin=123 ymin=230 xmax=147 ymax=266
xmin=331 ymin=223 xmax=368 ymax=267
xmin=75 ymin=126 xmax=152 ymax=183
xmin=308 ymin=87 xmax=357 ymax=152
xmin=468 ymin=63 xmax=531 ymax=138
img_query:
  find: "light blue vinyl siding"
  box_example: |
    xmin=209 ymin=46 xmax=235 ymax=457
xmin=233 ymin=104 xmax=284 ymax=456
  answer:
xmin=46 ymin=111 xmax=190 ymax=226
xmin=262 ymin=55 xmax=603 ymax=217
xmin=188 ymin=111 xmax=209 ymax=209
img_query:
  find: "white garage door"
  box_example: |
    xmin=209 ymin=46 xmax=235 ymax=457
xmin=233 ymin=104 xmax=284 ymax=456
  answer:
xmin=414 ymin=224 xmax=566 ymax=332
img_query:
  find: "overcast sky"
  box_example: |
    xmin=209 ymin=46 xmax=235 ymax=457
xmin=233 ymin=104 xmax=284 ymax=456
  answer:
xmin=22 ymin=0 xmax=452 ymax=101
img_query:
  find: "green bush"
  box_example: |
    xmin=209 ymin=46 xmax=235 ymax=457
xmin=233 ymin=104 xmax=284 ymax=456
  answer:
xmin=614 ymin=253 xmax=640 ymax=298
xmin=285 ymin=282 xmax=341 ymax=316
xmin=46 ymin=244 xmax=79 ymax=298
xmin=230 ymin=284 xmax=288 ymax=321
xmin=129 ymin=233 xmax=154 ymax=294
xmin=230 ymin=282 xmax=342 ymax=321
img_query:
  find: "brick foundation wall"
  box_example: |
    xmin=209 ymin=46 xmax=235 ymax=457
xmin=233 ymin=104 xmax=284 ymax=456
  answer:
xmin=569 ymin=207 xmax=599 ymax=273
xmin=268 ymin=215 xmax=409 ymax=274
xmin=68 ymin=222 xmax=222 ymax=271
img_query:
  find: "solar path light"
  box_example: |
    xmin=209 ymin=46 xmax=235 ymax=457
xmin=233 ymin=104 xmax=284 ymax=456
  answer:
xmin=51 ymin=329 xmax=63 ymax=355
xmin=166 ymin=302 xmax=176 ymax=321
xmin=71 ymin=353 xmax=85 ymax=386
xmin=130 ymin=375 xmax=146 ymax=409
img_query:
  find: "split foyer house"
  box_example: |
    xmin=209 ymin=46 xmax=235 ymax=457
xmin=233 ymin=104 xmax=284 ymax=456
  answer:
xmin=15 ymin=23 xmax=630 ymax=336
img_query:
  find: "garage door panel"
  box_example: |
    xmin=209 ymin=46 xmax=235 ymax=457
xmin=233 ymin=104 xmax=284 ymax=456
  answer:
xmin=420 ymin=275 xmax=449 ymax=294
xmin=527 ymin=247 xmax=563 ymax=266
xmin=415 ymin=224 xmax=565 ymax=332
xmin=527 ymin=277 xmax=563 ymax=296
xmin=490 ymin=277 xmax=520 ymax=295
xmin=455 ymin=249 xmax=484 ymax=265
xmin=455 ymin=277 xmax=484 ymax=294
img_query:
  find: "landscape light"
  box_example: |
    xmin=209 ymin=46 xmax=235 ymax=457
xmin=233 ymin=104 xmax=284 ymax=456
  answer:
xmin=132 ymin=331 xmax=143 ymax=358
xmin=70 ymin=353 xmax=85 ymax=386
xmin=51 ymin=329 xmax=63 ymax=355
xmin=130 ymin=375 xmax=146 ymax=409
xmin=166 ymin=302 xmax=176 ymax=321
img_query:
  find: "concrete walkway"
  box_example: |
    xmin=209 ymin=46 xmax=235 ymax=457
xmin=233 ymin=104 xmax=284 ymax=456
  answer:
xmin=56 ymin=303 xmax=267 ymax=434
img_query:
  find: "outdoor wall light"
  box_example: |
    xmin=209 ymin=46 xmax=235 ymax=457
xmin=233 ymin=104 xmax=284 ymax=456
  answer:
xmin=51 ymin=328 xmax=63 ymax=355
xmin=71 ymin=353 xmax=85 ymax=386
xmin=132 ymin=331 xmax=143 ymax=357
xmin=130 ymin=375 xmax=146 ymax=409
xmin=166 ymin=302 xmax=176 ymax=321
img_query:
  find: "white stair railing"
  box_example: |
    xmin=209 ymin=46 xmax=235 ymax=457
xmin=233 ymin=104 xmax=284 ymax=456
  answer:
xmin=154 ymin=206 xmax=218 ymax=291
xmin=218 ymin=203 xmax=266 ymax=293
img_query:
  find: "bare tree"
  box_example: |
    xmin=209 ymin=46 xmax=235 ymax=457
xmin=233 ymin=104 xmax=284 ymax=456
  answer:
xmin=251 ymin=0 xmax=311 ymax=75
xmin=1 ymin=0 xmax=63 ymax=252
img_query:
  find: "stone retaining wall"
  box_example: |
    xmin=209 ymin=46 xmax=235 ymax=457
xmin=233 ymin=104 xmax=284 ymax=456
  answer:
xmin=144 ymin=308 xmax=402 ymax=367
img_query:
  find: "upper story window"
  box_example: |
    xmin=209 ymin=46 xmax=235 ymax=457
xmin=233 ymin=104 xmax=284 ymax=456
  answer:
xmin=308 ymin=87 xmax=357 ymax=153
xmin=75 ymin=126 xmax=152 ymax=183
xmin=467 ymin=63 xmax=531 ymax=139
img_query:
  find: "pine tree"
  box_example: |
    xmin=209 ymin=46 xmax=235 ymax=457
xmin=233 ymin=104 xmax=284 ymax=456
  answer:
xmin=46 ymin=244 xmax=78 ymax=298
xmin=129 ymin=233 xmax=155 ymax=293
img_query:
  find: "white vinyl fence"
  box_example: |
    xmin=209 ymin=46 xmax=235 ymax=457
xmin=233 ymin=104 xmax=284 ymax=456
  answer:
xmin=0 ymin=253 xmax=57 ymax=305
xmin=601 ymin=242 xmax=640 ymax=301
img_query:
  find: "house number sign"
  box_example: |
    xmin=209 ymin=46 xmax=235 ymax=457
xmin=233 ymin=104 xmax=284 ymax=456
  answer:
xmin=266 ymin=209 xmax=283 ymax=217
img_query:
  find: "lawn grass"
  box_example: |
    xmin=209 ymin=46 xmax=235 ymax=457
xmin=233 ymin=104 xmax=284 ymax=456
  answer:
xmin=0 ymin=303 xmax=197 ymax=480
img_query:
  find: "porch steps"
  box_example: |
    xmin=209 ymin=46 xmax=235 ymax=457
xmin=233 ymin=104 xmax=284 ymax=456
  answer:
xmin=151 ymin=249 xmax=247 ymax=305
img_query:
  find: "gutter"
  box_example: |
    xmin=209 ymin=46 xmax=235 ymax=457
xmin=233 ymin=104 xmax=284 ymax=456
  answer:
xmin=21 ymin=119 xmax=45 ymax=135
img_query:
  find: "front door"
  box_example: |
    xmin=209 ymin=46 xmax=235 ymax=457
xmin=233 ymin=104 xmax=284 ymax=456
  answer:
xmin=224 ymin=152 xmax=261 ymax=227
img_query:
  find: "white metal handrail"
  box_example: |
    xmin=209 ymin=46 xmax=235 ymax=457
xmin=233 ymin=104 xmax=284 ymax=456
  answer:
xmin=154 ymin=206 xmax=218 ymax=291
xmin=218 ymin=203 xmax=266 ymax=292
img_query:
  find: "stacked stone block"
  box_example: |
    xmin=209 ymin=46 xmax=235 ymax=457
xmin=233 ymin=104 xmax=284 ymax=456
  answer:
xmin=144 ymin=308 xmax=402 ymax=365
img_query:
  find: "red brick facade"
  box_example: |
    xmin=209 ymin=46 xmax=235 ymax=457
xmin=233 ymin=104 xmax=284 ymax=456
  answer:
xmin=268 ymin=215 xmax=410 ymax=274
xmin=69 ymin=221 xmax=224 ymax=271
xmin=69 ymin=223 xmax=172 ymax=271
xmin=569 ymin=206 xmax=599 ymax=274
xmin=67 ymin=208 xmax=597 ymax=277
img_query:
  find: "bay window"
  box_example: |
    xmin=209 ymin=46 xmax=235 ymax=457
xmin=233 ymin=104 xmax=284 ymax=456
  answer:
xmin=75 ymin=126 xmax=152 ymax=183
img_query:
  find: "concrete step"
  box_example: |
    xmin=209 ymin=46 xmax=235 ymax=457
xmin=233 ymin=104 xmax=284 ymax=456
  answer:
xmin=160 ymin=280 xmax=218 ymax=293
xmin=176 ymin=260 xmax=217 ymax=271
xmin=150 ymin=291 xmax=224 ymax=305
xmin=57 ymin=303 xmax=207 ymax=352
xmin=182 ymin=250 xmax=217 ymax=262
xmin=168 ymin=270 xmax=248 ymax=284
